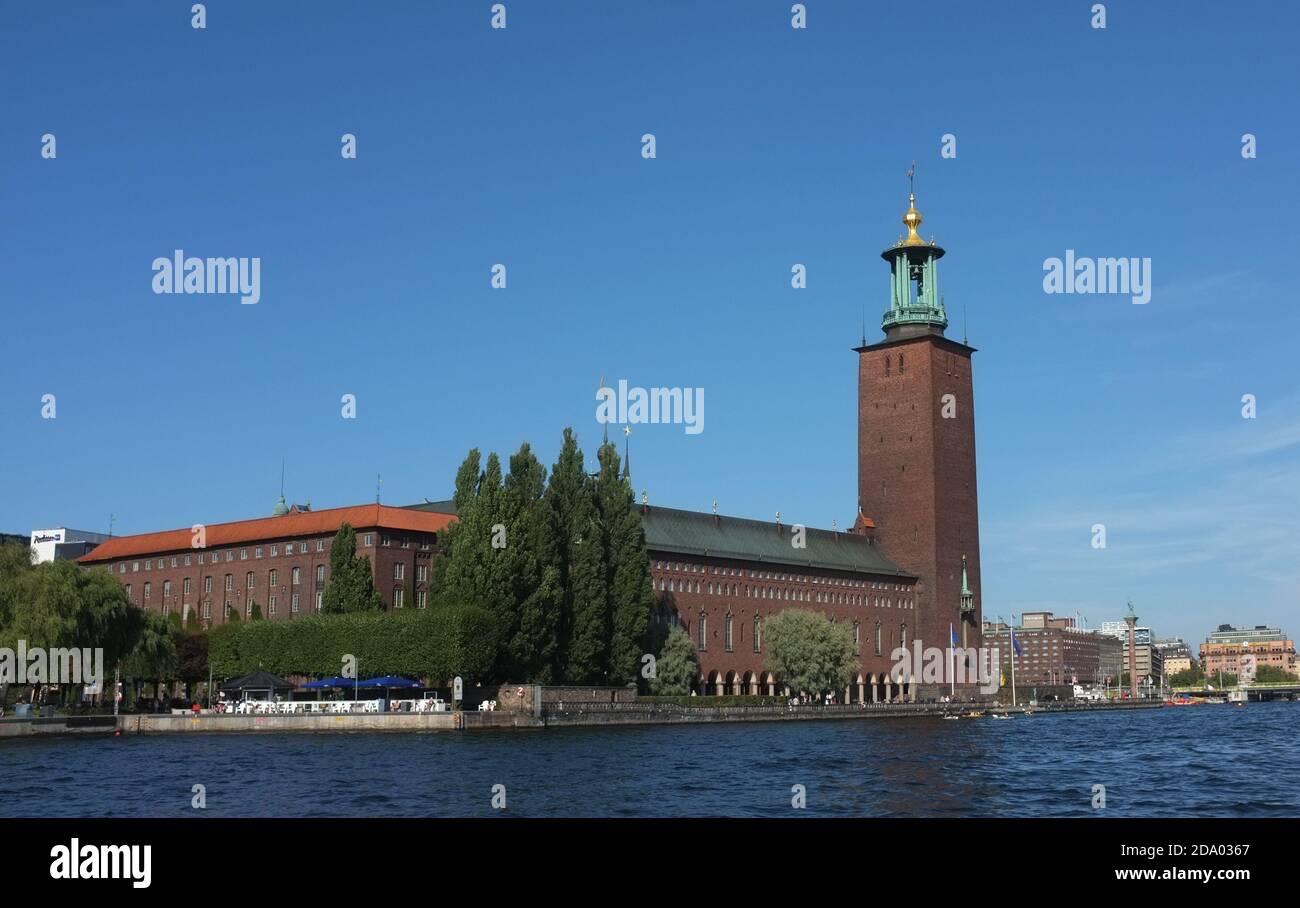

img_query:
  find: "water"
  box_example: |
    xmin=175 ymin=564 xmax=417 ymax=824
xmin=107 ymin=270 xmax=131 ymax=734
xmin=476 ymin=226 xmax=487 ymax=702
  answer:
xmin=1 ymin=702 xmax=1295 ymax=817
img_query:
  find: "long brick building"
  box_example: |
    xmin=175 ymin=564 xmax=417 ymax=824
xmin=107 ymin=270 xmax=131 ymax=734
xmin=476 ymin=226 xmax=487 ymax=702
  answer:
xmin=78 ymin=502 xmax=455 ymax=624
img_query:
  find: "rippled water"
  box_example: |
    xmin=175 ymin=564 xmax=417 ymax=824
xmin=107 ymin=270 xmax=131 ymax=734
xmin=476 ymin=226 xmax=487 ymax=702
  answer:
xmin=1 ymin=702 xmax=1295 ymax=817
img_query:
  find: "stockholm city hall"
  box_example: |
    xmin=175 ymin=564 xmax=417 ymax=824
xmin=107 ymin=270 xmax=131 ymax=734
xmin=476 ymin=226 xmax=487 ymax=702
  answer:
xmin=83 ymin=185 xmax=986 ymax=702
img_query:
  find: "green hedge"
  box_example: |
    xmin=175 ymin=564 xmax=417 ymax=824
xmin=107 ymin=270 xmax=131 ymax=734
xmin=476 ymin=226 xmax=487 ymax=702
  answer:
xmin=639 ymin=695 xmax=788 ymax=708
xmin=207 ymin=605 xmax=497 ymax=683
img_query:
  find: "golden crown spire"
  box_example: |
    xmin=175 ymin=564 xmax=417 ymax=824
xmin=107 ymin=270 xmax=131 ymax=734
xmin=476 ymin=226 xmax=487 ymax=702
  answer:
xmin=902 ymin=192 xmax=925 ymax=245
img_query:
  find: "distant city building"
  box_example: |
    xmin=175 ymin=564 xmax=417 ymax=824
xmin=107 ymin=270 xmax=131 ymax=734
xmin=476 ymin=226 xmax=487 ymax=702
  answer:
xmin=1101 ymin=619 xmax=1152 ymax=646
xmin=1155 ymin=638 xmax=1193 ymax=676
xmin=1199 ymin=625 xmax=1297 ymax=679
xmin=30 ymin=527 xmax=109 ymax=564
xmin=982 ymin=614 xmax=1119 ymax=685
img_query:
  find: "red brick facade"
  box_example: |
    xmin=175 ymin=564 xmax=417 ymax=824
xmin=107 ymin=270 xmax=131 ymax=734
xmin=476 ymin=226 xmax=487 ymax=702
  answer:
xmin=646 ymin=550 xmax=921 ymax=701
xmin=856 ymin=333 xmax=983 ymax=660
xmin=78 ymin=505 xmax=452 ymax=627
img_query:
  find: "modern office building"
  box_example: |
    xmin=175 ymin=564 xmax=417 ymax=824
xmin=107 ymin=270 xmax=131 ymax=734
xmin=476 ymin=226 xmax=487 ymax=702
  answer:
xmin=29 ymin=527 xmax=109 ymax=563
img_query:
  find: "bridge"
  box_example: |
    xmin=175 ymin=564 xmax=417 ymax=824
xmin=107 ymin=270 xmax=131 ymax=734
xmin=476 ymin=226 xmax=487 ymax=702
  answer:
xmin=1170 ymin=682 xmax=1300 ymax=702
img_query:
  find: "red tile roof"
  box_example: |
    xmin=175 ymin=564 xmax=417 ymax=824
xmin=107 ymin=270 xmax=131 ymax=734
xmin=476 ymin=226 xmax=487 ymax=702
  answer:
xmin=77 ymin=504 xmax=457 ymax=564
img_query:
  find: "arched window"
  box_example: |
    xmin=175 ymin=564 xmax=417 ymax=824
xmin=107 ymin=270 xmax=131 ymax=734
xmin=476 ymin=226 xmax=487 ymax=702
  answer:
xmin=901 ymin=623 xmax=907 ymax=650
xmin=725 ymin=612 xmax=733 ymax=652
xmin=898 ymin=353 xmax=905 ymax=373
xmin=874 ymin=621 xmax=883 ymax=656
xmin=753 ymin=616 xmax=762 ymax=653
xmin=853 ymin=621 xmax=861 ymax=646
xmin=698 ymin=612 xmax=708 ymax=650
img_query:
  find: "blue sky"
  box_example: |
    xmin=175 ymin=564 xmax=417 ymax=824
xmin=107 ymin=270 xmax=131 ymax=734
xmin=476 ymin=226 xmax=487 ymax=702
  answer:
xmin=2 ymin=1 xmax=1297 ymax=646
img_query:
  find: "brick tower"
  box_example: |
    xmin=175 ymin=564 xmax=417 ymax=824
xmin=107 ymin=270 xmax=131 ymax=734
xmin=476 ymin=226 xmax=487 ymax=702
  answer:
xmin=854 ymin=184 xmax=982 ymax=683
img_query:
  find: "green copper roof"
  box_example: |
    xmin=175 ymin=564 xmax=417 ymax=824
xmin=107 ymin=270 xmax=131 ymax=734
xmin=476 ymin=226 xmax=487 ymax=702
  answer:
xmin=641 ymin=506 xmax=913 ymax=578
xmin=405 ymin=499 xmax=458 ymax=515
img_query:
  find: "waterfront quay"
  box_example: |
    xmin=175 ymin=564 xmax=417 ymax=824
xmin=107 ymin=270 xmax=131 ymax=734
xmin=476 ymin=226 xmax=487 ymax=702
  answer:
xmin=0 ymin=697 xmax=1160 ymax=738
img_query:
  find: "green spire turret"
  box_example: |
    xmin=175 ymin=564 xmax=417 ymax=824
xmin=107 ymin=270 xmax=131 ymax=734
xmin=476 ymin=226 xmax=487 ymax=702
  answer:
xmin=880 ymin=177 xmax=948 ymax=338
xmin=960 ymin=554 xmax=973 ymax=613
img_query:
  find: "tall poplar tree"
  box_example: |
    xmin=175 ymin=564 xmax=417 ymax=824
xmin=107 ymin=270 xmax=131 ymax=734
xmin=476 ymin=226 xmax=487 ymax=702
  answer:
xmin=594 ymin=441 xmax=654 ymax=684
xmin=321 ymin=523 xmax=383 ymax=613
xmin=547 ymin=429 xmax=609 ymax=683
xmin=501 ymin=443 xmax=561 ymax=682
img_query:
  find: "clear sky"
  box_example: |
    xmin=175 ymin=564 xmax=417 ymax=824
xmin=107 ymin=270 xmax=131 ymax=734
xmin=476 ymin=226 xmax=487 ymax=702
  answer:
xmin=3 ymin=1 xmax=1297 ymax=647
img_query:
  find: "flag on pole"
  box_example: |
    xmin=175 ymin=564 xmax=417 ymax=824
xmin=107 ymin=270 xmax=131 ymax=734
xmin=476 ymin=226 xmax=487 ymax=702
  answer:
xmin=1010 ymin=628 xmax=1022 ymax=656
xmin=951 ymin=626 xmax=961 ymax=648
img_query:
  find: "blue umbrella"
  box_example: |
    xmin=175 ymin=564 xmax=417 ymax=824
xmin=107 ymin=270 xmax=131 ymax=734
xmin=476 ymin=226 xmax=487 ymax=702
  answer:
xmin=301 ymin=676 xmax=354 ymax=689
xmin=355 ymin=676 xmax=420 ymax=689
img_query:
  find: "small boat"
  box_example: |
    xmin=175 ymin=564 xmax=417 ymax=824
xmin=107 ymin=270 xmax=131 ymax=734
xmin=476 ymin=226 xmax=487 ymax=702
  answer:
xmin=942 ymin=715 xmax=960 ymax=720
xmin=964 ymin=710 xmax=984 ymax=719
xmin=990 ymin=713 xmax=1012 ymax=719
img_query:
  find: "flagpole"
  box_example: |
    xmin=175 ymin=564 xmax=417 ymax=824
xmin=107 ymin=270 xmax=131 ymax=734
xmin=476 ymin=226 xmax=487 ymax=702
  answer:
xmin=949 ymin=622 xmax=955 ymax=699
xmin=1010 ymin=614 xmax=1018 ymax=708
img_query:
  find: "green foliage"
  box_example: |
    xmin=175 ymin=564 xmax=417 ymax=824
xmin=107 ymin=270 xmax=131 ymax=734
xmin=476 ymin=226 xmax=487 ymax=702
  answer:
xmin=207 ymin=605 xmax=496 ymax=683
xmin=173 ymin=630 xmax=208 ymax=683
xmin=1251 ymin=665 xmax=1295 ymax=684
xmin=123 ymin=610 xmax=178 ymax=681
xmin=432 ymin=430 xmax=656 ymax=687
xmin=648 ymin=625 xmax=699 ymax=695
xmin=321 ymin=523 xmax=383 ymax=614
xmin=249 ymin=602 xmax=263 ymax=621
xmin=595 ymin=441 xmax=654 ymax=684
xmin=763 ymin=609 xmax=859 ymax=697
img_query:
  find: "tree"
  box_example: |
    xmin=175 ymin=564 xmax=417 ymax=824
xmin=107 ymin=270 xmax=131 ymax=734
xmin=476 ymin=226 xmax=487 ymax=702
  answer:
xmin=764 ymin=609 xmax=858 ymax=697
xmin=249 ymin=602 xmax=263 ymax=621
xmin=1253 ymin=665 xmax=1294 ymax=684
xmin=649 ymin=625 xmax=698 ymax=695
xmin=123 ymin=611 xmax=178 ymax=707
xmin=321 ymin=523 xmax=383 ymax=614
xmin=548 ymin=429 xmax=609 ymax=683
xmin=594 ymin=441 xmax=653 ymax=684
xmin=500 ymin=442 xmax=561 ymax=682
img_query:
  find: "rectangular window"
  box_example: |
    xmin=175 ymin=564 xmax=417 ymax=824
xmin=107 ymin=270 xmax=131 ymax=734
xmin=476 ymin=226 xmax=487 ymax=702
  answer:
xmin=316 ymin=539 xmax=325 ymax=552
xmin=202 ymin=603 xmax=211 ymax=620
xmin=364 ymin=533 xmax=374 ymax=547
xmin=393 ymin=587 xmax=404 ymax=609
xmin=246 ymin=571 xmax=255 ymax=590
xmin=416 ymin=591 xmax=427 ymax=609
xmin=204 ymin=576 xmax=213 ymax=593
xmin=225 ymin=551 xmax=233 ymax=562
xmin=401 ymin=537 xmax=410 ymax=549
xmin=291 ymin=593 xmax=300 ymax=614
xmin=416 ymin=564 xmax=427 ymax=582
xmin=316 ymin=564 xmax=325 ymax=584
xmin=240 ymin=548 xmax=248 ymax=560
xmin=269 ymin=569 xmax=278 ymax=587
xmin=170 ymin=556 xmax=178 ymax=568
xmin=224 ymin=574 xmax=233 ymax=592
xmin=270 ymin=544 xmax=278 ymax=557
xmin=299 ymin=543 xmax=308 ymax=554
xmin=183 ymin=577 xmax=191 ymax=595
xmin=143 ymin=582 xmax=151 ymax=599
xmin=119 ymin=564 xmax=127 ymax=574
xmin=255 ymin=547 xmax=263 ymax=558
xmin=163 ymin=580 xmax=171 ymax=597
xmin=393 ymin=563 xmax=405 ymax=581
xmin=292 ymin=567 xmax=300 ymax=586
xmin=133 ymin=562 xmax=140 ymax=572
